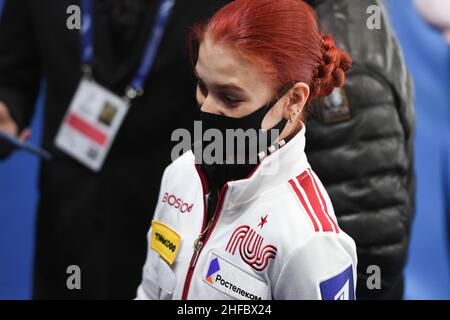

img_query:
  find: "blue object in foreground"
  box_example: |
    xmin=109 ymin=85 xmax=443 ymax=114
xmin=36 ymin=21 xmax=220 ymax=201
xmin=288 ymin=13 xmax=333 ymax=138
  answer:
xmin=0 ymin=131 xmax=51 ymax=161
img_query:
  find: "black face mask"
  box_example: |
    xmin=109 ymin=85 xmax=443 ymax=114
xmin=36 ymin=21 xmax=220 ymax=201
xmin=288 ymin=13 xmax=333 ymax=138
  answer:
xmin=194 ymin=100 xmax=287 ymax=166
xmin=193 ymin=99 xmax=287 ymax=194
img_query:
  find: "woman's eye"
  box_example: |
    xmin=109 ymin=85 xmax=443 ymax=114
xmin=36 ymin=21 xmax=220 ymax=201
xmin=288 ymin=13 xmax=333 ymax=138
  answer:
xmin=222 ymin=95 xmax=242 ymax=107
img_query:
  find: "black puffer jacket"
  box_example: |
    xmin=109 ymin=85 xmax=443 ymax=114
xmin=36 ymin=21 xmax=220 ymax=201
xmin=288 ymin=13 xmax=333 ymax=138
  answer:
xmin=305 ymin=0 xmax=416 ymax=299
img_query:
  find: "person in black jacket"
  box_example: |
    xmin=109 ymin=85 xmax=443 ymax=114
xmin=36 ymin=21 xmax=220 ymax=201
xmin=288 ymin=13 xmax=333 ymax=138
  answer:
xmin=305 ymin=0 xmax=415 ymax=299
xmin=0 ymin=0 xmax=228 ymax=299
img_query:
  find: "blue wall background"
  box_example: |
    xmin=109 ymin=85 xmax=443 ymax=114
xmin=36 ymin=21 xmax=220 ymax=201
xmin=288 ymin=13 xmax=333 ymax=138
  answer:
xmin=384 ymin=0 xmax=450 ymax=299
xmin=0 ymin=0 xmax=449 ymax=299
xmin=0 ymin=0 xmax=43 ymax=299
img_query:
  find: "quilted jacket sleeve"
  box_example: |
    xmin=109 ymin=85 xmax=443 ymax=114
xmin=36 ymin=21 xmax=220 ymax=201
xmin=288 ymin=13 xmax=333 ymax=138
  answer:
xmin=305 ymin=0 xmax=416 ymax=299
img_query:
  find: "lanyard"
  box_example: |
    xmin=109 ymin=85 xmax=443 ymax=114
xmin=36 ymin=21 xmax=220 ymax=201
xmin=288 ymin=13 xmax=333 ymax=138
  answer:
xmin=80 ymin=0 xmax=176 ymax=100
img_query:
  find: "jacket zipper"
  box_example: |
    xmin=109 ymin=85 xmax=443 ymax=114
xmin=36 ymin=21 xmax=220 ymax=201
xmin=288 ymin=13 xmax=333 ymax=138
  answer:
xmin=181 ymin=183 xmax=229 ymax=300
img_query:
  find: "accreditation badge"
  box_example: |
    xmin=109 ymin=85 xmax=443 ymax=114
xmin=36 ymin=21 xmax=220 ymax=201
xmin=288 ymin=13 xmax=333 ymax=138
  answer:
xmin=55 ymin=78 xmax=129 ymax=171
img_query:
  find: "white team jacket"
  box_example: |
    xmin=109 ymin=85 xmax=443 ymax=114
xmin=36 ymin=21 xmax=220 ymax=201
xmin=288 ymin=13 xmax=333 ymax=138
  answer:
xmin=136 ymin=126 xmax=358 ymax=300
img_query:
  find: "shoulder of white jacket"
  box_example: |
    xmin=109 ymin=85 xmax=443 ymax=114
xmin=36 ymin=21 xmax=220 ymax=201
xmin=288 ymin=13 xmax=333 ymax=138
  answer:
xmin=162 ymin=150 xmax=196 ymax=179
xmin=271 ymin=168 xmax=341 ymax=237
xmin=266 ymin=184 xmax=352 ymax=264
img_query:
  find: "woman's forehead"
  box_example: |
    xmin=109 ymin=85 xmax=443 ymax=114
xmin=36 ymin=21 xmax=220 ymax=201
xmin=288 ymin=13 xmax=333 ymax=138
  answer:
xmin=196 ymin=39 xmax=272 ymax=91
xmin=197 ymin=40 xmax=245 ymax=82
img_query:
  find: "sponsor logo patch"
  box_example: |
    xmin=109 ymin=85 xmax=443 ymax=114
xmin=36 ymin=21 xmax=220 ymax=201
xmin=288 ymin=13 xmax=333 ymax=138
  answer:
xmin=226 ymin=225 xmax=277 ymax=271
xmin=206 ymin=258 xmax=221 ymax=284
xmin=204 ymin=252 xmax=269 ymax=300
xmin=150 ymin=220 xmax=181 ymax=265
xmin=319 ymin=265 xmax=355 ymax=300
xmin=162 ymin=192 xmax=193 ymax=214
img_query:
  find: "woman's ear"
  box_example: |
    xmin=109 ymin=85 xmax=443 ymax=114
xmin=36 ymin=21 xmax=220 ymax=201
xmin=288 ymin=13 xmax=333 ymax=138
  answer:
xmin=277 ymin=82 xmax=309 ymax=142
xmin=283 ymin=82 xmax=310 ymax=119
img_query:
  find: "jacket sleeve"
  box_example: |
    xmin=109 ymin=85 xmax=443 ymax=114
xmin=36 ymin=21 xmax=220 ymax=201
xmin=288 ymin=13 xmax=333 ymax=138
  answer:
xmin=0 ymin=0 xmax=41 ymax=131
xmin=306 ymin=0 xmax=415 ymax=299
xmin=135 ymin=165 xmax=171 ymax=300
xmin=273 ymin=234 xmax=358 ymax=300
xmin=135 ymin=228 xmax=160 ymax=300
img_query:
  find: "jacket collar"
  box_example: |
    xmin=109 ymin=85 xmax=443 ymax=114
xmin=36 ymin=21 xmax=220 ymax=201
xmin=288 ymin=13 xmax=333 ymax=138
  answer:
xmin=222 ymin=124 xmax=310 ymax=209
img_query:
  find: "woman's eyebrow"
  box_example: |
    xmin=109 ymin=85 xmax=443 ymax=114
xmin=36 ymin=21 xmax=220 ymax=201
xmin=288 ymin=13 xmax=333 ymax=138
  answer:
xmin=216 ymin=83 xmax=247 ymax=99
xmin=194 ymin=67 xmax=246 ymax=94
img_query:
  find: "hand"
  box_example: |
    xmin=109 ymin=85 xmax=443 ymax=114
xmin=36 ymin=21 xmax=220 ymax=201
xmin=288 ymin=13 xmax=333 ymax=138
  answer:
xmin=414 ymin=0 xmax=450 ymax=44
xmin=0 ymin=101 xmax=31 ymax=159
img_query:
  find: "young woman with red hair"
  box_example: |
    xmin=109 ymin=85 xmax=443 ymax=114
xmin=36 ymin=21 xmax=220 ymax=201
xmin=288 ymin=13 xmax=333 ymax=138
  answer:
xmin=137 ymin=0 xmax=357 ymax=300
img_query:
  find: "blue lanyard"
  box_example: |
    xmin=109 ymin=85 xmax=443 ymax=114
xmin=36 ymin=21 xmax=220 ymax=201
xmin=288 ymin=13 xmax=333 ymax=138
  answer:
xmin=80 ymin=0 xmax=176 ymax=99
